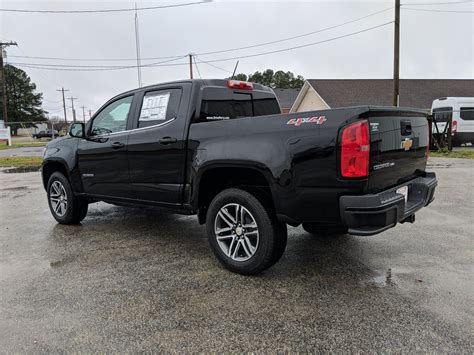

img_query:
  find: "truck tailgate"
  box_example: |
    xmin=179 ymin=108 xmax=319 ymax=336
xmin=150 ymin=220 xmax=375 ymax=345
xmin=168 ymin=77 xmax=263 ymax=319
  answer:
xmin=368 ymin=110 xmax=429 ymax=192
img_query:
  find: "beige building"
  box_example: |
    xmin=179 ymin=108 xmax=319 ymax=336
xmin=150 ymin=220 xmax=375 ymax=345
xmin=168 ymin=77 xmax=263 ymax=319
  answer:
xmin=290 ymin=79 xmax=474 ymax=113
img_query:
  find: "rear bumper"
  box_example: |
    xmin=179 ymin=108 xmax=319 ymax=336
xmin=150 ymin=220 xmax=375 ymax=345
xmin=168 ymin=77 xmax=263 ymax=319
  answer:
xmin=339 ymin=172 xmax=437 ymax=236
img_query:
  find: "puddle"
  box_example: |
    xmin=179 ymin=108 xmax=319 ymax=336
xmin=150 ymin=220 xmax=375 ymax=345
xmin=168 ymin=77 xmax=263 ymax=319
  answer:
xmin=1 ymin=167 xmax=41 ymax=173
xmin=426 ymin=163 xmax=452 ymax=169
xmin=49 ymin=255 xmax=77 ymax=268
xmin=366 ymin=267 xmax=419 ymax=287
xmin=1 ymin=186 xmax=28 ymax=191
xmin=371 ymin=268 xmax=396 ymax=287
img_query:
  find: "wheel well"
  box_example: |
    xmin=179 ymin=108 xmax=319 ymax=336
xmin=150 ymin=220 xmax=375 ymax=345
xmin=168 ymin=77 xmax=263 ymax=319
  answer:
xmin=42 ymin=161 xmax=68 ymax=189
xmin=197 ymin=167 xmax=274 ymax=224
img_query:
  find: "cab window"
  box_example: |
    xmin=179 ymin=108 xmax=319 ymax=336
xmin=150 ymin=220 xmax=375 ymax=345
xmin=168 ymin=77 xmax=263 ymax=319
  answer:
xmin=90 ymin=96 xmax=133 ymax=136
xmin=196 ymin=87 xmax=280 ymax=123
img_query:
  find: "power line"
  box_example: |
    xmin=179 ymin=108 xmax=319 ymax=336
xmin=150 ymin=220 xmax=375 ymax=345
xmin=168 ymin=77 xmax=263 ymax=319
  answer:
xmin=0 ymin=0 xmax=211 ymax=14
xmin=195 ymin=7 xmax=394 ymax=57
xmin=402 ymin=0 xmax=473 ymax=5
xmin=195 ymin=56 xmax=233 ymax=74
xmin=10 ymin=55 xmax=189 ymax=71
xmin=194 ymin=22 xmax=395 ymax=65
xmin=10 ymin=55 xmax=188 ymax=68
xmin=42 ymin=98 xmax=63 ymax=103
xmin=8 ymin=54 xmax=183 ymax=62
xmin=43 ymin=106 xmax=64 ymax=111
xmin=193 ymin=56 xmax=202 ymax=79
xmin=402 ymin=7 xmax=474 ymax=11
xmin=8 ymin=6 xmax=393 ymax=63
xmin=10 ymin=22 xmax=394 ymax=72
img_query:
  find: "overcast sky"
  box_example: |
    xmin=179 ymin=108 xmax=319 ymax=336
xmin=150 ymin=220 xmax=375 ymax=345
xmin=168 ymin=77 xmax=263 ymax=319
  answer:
xmin=1 ymin=0 xmax=473 ymax=119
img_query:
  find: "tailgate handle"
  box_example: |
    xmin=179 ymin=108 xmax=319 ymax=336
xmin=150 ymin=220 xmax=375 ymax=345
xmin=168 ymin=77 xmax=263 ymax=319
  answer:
xmin=401 ymin=121 xmax=412 ymax=136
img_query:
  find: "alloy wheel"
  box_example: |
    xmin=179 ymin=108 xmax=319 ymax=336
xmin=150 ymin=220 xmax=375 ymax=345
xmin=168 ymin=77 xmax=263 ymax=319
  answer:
xmin=49 ymin=180 xmax=68 ymax=217
xmin=214 ymin=203 xmax=259 ymax=262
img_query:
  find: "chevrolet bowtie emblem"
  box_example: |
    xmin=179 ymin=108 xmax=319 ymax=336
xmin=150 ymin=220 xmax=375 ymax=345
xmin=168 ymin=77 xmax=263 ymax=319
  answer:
xmin=401 ymin=138 xmax=413 ymax=151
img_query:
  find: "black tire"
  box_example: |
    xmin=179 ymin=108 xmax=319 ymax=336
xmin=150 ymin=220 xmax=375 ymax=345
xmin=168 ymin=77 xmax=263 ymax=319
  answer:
xmin=269 ymin=222 xmax=288 ymax=267
xmin=47 ymin=172 xmax=88 ymax=225
xmin=206 ymin=188 xmax=287 ymax=275
xmin=302 ymin=223 xmax=348 ymax=238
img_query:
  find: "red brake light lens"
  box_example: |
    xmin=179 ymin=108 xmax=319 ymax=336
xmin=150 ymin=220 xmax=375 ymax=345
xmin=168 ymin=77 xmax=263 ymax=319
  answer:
xmin=452 ymin=120 xmax=457 ymax=133
xmin=227 ymin=80 xmax=253 ymax=90
xmin=340 ymin=120 xmax=370 ymax=178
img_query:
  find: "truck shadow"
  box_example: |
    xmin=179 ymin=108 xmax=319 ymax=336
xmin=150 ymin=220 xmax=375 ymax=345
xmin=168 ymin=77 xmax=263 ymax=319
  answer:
xmin=48 ymin=203 xmax=380 ymax=285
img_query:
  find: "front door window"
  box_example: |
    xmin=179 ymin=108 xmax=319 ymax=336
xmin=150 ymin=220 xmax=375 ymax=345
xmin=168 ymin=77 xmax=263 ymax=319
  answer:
xmin=90 ymin=96 xmax=133 ymax=136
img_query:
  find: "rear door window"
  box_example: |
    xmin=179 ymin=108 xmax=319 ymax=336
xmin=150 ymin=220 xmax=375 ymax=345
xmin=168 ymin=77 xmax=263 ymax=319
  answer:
xmin=138 ymin=89 xmax=182 ymax=128
xmin=460 ymin=107 xmax=474 ymax=121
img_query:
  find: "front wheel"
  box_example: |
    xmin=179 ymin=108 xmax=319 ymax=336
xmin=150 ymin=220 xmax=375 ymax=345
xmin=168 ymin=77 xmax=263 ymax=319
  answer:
xmin=206 ymin=188 xmax=287 ymax=275
xmin=47 ymin=172 xmax=88 ymax=225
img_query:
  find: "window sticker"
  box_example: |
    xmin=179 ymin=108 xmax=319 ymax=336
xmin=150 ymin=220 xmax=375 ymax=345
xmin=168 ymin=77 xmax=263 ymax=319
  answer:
xmin=140 ymin=92 xmax=170 ymax=121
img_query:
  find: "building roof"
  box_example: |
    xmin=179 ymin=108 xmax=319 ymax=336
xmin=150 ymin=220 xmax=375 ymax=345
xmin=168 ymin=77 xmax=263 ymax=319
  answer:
xmin=306 ymin=79 xmax=474 ymax=109
xmin=272 ymin=88 xmax=301 ymax=108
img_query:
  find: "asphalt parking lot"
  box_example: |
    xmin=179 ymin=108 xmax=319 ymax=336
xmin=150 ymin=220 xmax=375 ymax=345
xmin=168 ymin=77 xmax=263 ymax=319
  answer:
xmin=0 ymin=157 xmax=472 ymax=352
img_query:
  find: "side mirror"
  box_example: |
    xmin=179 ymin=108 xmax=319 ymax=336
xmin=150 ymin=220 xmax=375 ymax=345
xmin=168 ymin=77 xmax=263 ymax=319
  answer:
xmin=69 ymin=123 xmax=85 ymax=138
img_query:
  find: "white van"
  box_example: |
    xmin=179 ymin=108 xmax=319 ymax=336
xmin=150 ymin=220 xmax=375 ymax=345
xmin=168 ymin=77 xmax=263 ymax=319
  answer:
xmin=432 ymin=97 xmax=474 ymax=146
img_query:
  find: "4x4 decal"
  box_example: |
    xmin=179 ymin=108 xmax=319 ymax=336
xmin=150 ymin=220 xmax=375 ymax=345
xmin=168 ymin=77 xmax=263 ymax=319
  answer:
xmin=287 ymin=116 xmax=327 ymax=127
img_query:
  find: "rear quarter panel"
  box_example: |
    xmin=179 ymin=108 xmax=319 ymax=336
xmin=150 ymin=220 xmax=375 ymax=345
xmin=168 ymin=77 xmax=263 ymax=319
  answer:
xmin=187 ymin=107 xmax=370 ymax=224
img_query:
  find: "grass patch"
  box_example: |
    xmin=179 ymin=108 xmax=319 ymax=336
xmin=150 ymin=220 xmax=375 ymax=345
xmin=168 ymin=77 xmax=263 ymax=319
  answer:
xmin=0 ymin=157 xmax=43 ymax=169
xmin=0 ymin=142 xmax=47 ymax=150
xmin=430 ymin=149 xmax=474 ymax=159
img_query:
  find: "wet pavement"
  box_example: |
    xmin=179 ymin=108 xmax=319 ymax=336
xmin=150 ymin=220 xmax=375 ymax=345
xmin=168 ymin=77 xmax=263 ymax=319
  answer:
xmin=0 ymin=146 xmax=44 ymax=157
xmin=0 ymin=157 xmax=472 ymax=352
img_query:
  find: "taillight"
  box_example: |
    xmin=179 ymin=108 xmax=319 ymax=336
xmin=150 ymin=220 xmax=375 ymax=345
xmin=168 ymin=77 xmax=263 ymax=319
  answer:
xmin=452 ymin=120 xmax=457 ymax=133
xmin=340 ymin=120 xmax=370 ymax=178
xmin=227 ymin=80 xmax=253 ymax=90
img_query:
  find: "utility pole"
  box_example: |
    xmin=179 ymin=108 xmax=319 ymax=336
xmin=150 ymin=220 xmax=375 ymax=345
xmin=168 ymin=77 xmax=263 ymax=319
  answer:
xmin=56 ymin=87 xmax=69 ymax=125
xmin=134 ymin=3 xmax=142 ymax=88
xmin=80 ymin=105 xmax=87 ymax=123
xmin=69 ymin=96 xmax=78 ymax=122
xmin=0 ymin=41 xmax=18 ymax=124
xmin=189 ymin=54 xmax=193 ymax=79
xmin=393 ymin=0 xmax=400 ymax=107
xmin=88 ymin=109 xmax=92 ymax=119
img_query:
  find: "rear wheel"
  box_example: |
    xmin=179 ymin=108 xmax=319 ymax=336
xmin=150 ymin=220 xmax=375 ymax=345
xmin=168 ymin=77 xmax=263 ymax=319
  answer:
xmin=302 ymin=223 xmax=348 ymax=238
xmin=206 ymin=188 xmax=287 ymax=275
xmin=47 ymin=172 xmax=88 ymax=225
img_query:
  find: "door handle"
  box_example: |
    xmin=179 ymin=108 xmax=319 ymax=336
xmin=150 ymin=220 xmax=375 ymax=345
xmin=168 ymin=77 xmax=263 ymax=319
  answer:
xmin=111 ymin=142 xmax=125 ymax=149
xmin=159 ymin=137 xmax=178 ymax=145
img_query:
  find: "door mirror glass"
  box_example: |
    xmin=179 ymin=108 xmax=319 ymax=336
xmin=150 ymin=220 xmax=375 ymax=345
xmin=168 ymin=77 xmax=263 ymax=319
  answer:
xmin=69 ymin=123 xmax=85 ymax=138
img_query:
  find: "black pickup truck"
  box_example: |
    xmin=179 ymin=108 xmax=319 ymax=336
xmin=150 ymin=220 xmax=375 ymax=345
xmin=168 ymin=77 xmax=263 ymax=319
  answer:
xmin=42 ymin=79 xmax=437 ymax=275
